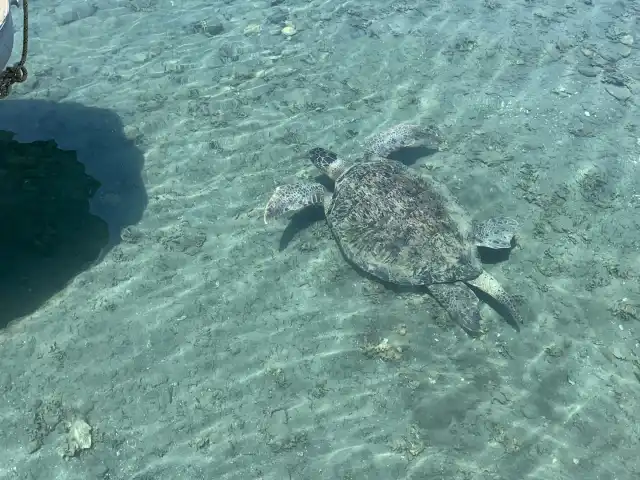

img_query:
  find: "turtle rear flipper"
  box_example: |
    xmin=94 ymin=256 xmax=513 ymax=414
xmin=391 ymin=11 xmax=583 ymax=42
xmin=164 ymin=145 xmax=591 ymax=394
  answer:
xmin=465 ymin=271 xmax=522 ymax=325
xmin=428 ymin=282 xmax=483 ymax=336
xmin=472 ymin=217 xmax=518 ymax=250
xmin=264 ymin=183 xmax=327 ymax=224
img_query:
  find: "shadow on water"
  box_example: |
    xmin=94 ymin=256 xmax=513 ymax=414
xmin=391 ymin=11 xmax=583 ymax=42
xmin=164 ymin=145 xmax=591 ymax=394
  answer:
xmin=0 ymin=100 xmax=147 ymax=328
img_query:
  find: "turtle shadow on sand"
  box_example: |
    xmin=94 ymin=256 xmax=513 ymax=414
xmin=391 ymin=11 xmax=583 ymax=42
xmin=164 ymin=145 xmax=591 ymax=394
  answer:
xmin=278 ymin=205 xmax=326 ymax=251
xmin=386 ymin=143 xmax=439 ymax=166
xmin=266 ymin=123 xmax=524 ymax=336
xmin=0 ymin=100 xmax=147 ymax=329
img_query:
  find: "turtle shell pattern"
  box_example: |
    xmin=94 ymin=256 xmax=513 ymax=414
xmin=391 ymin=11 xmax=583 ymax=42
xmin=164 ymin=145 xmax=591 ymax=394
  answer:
xmin=326 ymin=159 xmax=483 ymax=286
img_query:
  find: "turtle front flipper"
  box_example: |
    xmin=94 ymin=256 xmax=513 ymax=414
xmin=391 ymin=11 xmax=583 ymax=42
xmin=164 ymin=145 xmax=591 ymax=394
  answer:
xmin=263 ymin=183 xmax=327 ymax=224
xmin=465 ymin=271 xmax=522 ymax=324
xmin=365 ymin=123 xmax=444 ymax=158
xmin=472 ymin=217 xmax=518 ymax=249
xmin=428 ymin=282 xmax=483 ymax=336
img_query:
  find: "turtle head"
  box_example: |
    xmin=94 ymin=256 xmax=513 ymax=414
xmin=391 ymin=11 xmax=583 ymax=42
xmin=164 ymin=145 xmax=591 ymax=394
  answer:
xmin=308 ymin=147 xmax=346 ymax=180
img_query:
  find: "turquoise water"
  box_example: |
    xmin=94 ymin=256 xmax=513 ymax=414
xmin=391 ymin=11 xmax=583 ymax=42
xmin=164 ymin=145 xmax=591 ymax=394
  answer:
xmin=1 ymin=0 xmax=640 ymax=478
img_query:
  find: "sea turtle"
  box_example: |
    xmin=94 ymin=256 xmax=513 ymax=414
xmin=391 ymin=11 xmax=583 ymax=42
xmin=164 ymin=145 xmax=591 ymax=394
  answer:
xmin=264 ymin=123 xmax=521 ymax=335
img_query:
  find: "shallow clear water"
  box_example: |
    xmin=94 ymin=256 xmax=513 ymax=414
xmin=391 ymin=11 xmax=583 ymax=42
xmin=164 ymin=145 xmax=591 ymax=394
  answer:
xmin=1 ymin=0 xmax=639 ymax=478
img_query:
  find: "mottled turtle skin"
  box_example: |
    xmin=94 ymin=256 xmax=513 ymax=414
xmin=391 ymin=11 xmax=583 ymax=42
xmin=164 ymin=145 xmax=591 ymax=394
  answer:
xmin=264 ymin=123 xmax=521 ymax=335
